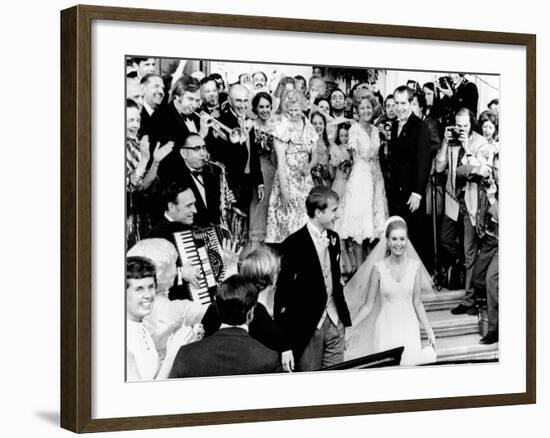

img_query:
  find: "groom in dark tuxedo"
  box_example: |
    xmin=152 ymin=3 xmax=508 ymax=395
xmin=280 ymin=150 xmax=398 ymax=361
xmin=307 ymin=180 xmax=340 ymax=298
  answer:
xmin=388 ymin=85 xmax=432 ymax=266
xmin=274 ymin=186 xmax=352 ymax=372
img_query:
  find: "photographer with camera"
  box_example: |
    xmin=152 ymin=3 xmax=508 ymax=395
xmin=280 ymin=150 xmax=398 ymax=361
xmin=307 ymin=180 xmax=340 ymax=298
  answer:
xmin=470 ymin=154 xmax=499 ymax=344
xmin=436 ymin=73 xmax=479 ymax=119
xmin=434 ymin=108 xmax=492 ymax=313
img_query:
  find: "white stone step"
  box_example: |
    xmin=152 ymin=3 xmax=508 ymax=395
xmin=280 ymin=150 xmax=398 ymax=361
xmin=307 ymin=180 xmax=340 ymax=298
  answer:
xmin=422 ymin=309 xmax=480 ymax=338
xmin=423 ymin=289 xmax=466 ymax=311
xmin=429 ymin=333 xmax=499 ymax=362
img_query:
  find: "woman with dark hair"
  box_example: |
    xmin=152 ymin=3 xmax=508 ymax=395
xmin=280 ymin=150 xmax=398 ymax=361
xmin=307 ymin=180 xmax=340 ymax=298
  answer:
xmin=312 ymin=97 xmax=332 ymax=120
xmin=334 ymin=95 xmax=388 ymax=271
xmin=329 ymin=122 xmax=353 ymax=274
xmin=293 ymin=75 xmax=307 ymax=94
xmin=478 ymin=109 xmax=499 ymax=156
xmin=265 ymin=90 xmax=319 ymax=243
xmin=310 ymin=111 xmax=332 ymax=186
xmin=329 ymin=122 xmax=352 ymax=199
xmin=249 ymin=92 xmax=277 ymax=242
xmin=345 ymin=217 xmax=436 ymax=365
xmin=422 ymin=82 xmax=442 ymax=123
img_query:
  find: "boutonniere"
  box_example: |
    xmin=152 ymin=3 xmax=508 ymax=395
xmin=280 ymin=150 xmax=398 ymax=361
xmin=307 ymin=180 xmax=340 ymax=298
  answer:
xmin=330 ymin=236 xmax=337 ymax=247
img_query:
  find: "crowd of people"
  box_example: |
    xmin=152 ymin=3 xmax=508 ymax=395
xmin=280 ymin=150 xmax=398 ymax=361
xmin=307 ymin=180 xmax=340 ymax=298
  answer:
xmin=125 ymin=57 xmax=501 ymax=380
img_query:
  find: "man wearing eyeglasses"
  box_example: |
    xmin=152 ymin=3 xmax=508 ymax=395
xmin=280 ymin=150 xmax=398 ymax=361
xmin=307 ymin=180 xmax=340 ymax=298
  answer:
xmin=157 ymin=133 xmax=223 ymax=228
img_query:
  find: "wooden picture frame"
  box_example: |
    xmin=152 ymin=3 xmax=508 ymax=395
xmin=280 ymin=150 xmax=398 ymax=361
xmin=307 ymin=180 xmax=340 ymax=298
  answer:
xmin=60 ymin=4 xmax=536 ymax=433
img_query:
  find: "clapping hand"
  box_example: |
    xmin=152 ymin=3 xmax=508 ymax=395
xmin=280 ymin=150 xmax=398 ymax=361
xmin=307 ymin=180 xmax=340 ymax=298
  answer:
xmin=139 ymin=135 xmax=150 ymax=163
xmin=152 ymin=141 xmax=174 ymax=164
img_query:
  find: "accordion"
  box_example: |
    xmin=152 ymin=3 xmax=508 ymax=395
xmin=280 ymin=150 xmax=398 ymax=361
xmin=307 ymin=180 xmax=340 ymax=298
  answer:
xmin=172 ymin=226 xmax=230 ymax=306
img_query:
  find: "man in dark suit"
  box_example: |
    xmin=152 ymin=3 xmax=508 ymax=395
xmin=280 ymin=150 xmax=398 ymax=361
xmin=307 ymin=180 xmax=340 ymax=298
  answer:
xmin=207 ymin=84 xmax=264 ymax=214
xmin=149 ymin=75 xmax=209 ymax=154
xmin=388 ymin=85 xmax=432 ymax=266
xmin=169 ymin=275 xmax=281 ymax=378
xmin=138 ymin=73 xmax=165 ymax=140
xmin=274 ymin=186 xmax=352 ymax=372
xmin=199 ymin=75 xmax=222 ymax=117
xmin=157 ymin=134 xmax=222 ymax=228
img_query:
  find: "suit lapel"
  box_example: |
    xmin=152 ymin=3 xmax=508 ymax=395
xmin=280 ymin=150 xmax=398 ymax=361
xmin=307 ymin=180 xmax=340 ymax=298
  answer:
xmin=398 ymin=112 xmax=416 ymax=139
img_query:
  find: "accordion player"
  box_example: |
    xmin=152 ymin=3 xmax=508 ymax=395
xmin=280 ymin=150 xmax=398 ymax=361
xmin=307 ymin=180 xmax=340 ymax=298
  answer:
xmin=172 ymin=225 xmax=232 ymax=306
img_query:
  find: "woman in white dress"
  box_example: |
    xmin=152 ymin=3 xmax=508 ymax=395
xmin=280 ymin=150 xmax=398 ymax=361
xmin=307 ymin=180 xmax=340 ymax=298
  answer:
xmin=126 ymin=240 xmax=206 ymax=381
xmin=345 ymin=217 xmax=437 ymax=366
xmin=334 ymin=94 xmax=388 ymax=272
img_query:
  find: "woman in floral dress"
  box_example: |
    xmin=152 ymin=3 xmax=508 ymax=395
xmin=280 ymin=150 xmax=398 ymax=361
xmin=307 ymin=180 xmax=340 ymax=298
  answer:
xmin=265 ymin=90 xmax=319 ymax=244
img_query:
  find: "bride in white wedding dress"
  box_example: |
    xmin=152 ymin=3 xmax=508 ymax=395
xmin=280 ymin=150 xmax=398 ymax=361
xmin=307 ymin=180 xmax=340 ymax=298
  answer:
xmin=344 ymin=216 xmax=437 ymax=366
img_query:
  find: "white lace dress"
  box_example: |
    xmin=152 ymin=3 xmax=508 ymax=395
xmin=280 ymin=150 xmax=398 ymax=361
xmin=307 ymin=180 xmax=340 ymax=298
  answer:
xmin=335 ymin=123 xmax=388 ymax=243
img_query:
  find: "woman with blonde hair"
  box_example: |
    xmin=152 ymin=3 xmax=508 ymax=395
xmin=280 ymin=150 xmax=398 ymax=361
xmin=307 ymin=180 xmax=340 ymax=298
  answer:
xmin=345 ymin=217 xmax=436 ymax=365
xmin=334 ymin=94 xmax=388 ymax=271
xmin=266 ymin=90 xmax=319 ymax=244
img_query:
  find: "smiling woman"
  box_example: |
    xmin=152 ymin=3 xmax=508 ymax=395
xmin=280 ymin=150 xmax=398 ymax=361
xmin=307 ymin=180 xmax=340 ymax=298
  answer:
xmin=125 ymin=256 xmax=160 ymax=381
xmin=347 ymin=216 xmax=436 ymax=365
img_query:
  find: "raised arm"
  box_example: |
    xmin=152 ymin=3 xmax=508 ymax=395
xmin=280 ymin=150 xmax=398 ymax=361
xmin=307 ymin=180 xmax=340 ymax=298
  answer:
xmin=434 ymin=128 xmax=450 ymax=173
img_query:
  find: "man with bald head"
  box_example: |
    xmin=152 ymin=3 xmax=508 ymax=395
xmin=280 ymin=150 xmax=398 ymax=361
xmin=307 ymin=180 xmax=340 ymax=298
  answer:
xmin=207 ymin=84 xmax=264 ymax=214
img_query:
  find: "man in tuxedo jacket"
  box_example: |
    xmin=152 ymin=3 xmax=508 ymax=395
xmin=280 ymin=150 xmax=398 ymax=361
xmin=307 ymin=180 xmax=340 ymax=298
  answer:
xmin=274 ymin=186 xmax=352 ymax=372
xmin=207 ymin=84 xmax=264 ymax=214
xmin=388 ymin=86 xmax=432 ymax=266
xmin=169 ymin=275 xmax=281 ymax=378
xmin=149 ymin=75 xmax=210 ymax=155
xmin=157 ymin=134 xmax=222 ymax=228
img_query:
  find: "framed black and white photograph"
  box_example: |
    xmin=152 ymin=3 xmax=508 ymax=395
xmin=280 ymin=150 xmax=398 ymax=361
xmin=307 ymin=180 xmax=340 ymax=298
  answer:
xmin=60 ymin=4 xmax=536 ymax=433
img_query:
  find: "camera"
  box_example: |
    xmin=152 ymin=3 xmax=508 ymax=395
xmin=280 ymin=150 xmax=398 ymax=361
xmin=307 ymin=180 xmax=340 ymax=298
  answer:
xmin=447 ymin=126 xmax=463 ymax=146
xmin=438 ymin=75 xmax=452 ymax=90
xmin=481 ymin=167 xmax=496 ymax=189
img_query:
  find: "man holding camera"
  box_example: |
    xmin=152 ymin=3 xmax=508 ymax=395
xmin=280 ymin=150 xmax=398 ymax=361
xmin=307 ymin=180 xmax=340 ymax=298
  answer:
xmin=470 ymin=154 xmax=499 ymax=344
xmin=435 ymin=108 xmax=492 ymax=314
xmin=437 ymin=73 xmax=479 ymax=118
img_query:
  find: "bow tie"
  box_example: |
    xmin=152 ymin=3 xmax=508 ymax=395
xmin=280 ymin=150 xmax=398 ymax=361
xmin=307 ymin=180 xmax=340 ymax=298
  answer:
xmin=191 ymin=170 xmax=203 ymax=177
